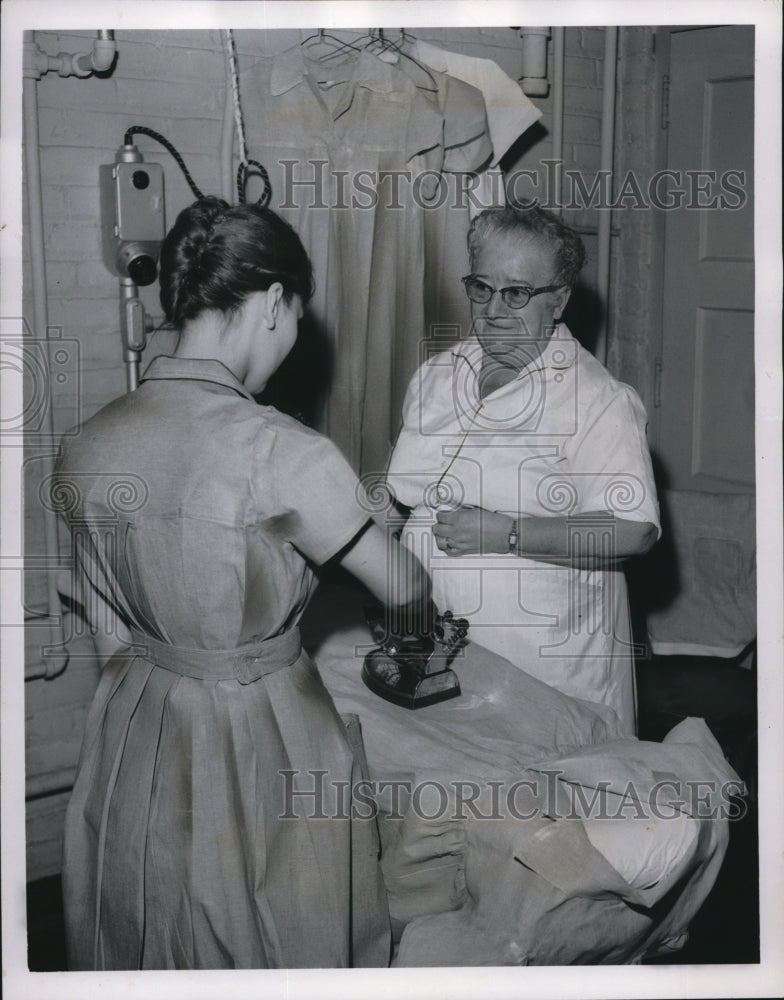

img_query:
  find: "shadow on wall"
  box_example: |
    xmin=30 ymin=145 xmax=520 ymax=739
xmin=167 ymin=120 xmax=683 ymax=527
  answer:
xmin=628 ymin=451 xmax=757 ymax=662
xmin=256 ymin=309 xmax=333 ymax=428
xmin=626 ymin=451 xmax=681 ymax=644
xmin=562 ymin=279 xmax=603 ymax=357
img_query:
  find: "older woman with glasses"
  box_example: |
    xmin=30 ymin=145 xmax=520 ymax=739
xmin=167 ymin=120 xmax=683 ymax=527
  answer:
xmin=387 ymin=204 xmax=660 ymax=732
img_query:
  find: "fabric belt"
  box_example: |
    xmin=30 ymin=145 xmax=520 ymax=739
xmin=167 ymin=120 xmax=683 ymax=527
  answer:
xmin=128 ymin=627 xmax=302 ymax=685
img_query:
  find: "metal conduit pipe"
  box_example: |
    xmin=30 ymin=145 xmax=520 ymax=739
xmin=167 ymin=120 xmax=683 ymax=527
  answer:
xmin=26 ymin=29 xmax=116 ymax=80
xmin=120 ymin=279 xmax=142 ymax=391
xmin=22 ymin=40 xmax=68 ymax=678
xmin=595 ymin=26 xmax=618 ymax=366
xmin=552 ymin=27 xmax=565 ymax=213
xmin=519 ymin=27 xmax=550 ymax=97
xmin=22 ymin=30 xmax=117 ymax=682
xmin=73 ymin=29 xmax=117 ymax=76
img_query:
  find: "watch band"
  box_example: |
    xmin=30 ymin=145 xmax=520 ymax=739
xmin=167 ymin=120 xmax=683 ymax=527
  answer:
xmin=508 ymin=519 xmax=518 ymax=554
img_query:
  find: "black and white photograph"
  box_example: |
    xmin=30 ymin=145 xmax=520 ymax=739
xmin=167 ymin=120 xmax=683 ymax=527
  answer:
xmin=1 ymin=1 xmax=782 ymax=998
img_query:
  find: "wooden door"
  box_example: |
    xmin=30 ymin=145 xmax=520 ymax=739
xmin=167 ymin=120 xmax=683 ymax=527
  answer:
xmin=655 ymin=25 xmax=755 ymax=492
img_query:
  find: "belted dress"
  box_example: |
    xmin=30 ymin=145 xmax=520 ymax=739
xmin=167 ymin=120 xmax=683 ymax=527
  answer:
xmin=54 ymin=356 xmax=390 ymax=970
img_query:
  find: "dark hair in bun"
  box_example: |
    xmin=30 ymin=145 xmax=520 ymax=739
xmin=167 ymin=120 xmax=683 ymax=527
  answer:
xmin=159 ymin=196 xmax=314 ymax=328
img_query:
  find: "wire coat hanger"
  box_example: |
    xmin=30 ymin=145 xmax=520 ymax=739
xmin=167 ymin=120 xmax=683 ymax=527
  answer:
xmin=364 ymin=28 xmax=439 ymax=93
xmin=300 ymin=28 xmax=364 ymax=62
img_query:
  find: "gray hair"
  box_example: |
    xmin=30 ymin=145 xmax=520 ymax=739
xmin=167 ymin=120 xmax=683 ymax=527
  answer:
xmin=467 ymin=205 xmax=586 ymax=288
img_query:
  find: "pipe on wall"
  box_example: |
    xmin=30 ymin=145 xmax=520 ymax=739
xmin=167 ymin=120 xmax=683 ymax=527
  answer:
xmin=120 ymin=279 xmax=142 ymax=391
xmin=22 ymin=47 xmax=68 ymax=678
xmin=519 ymin=27 xmax=550 ymax=97
xmin=22 ymin=30 xmax=118 ymax=682
xmin=73 ymin=29 xmax=117 ymax=76
xmin=595 ymin=27 xmax=618 ymax=366
xmin=26 ymin=29 xmax=116 ymax=80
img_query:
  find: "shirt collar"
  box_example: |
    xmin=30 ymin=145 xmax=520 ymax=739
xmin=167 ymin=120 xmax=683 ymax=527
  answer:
xmin=140 ymin=355 xmax=255 ymax=401
xmin=271 ymin=45 xmax=398 ymax=100
xmin=456 ymin=325 xmax=576 ymax=379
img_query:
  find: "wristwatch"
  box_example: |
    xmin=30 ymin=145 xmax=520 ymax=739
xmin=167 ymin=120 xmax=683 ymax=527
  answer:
xmin=508 ymin=518 xmax=518 ymax=554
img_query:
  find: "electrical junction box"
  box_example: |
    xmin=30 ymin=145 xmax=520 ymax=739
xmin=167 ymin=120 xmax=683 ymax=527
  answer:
xmin=100 ymin=156 xmax=165 ymax=285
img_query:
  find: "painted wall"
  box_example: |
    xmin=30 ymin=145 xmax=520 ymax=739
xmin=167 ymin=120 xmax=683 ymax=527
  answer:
xmin=23 ymin=26 xmax=656 ymax=879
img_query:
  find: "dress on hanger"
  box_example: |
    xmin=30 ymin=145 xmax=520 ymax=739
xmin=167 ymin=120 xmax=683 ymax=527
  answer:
xmin=241 ymin=47 xmax=445 ymax=475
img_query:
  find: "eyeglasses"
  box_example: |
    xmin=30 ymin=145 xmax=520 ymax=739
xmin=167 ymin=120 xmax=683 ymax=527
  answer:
xmin=461 ymin=275 xmax=563 ymax=310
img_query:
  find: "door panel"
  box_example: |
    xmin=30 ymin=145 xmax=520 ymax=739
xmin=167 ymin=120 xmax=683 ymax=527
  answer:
xmin=657 ymin=25 xmax=755 ymax=493
xmin=699 ymin=76 xmax=754 ymax=261
xmin=692 ymin=306 xmax=755 ymax=483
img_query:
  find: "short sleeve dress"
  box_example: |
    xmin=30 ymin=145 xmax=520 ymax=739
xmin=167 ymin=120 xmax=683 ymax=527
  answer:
xmin=54 ymin=356 xmax=390 ymax=970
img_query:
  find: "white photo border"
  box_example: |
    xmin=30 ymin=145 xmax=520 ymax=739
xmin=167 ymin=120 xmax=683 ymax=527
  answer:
xmin=1 ymin=2 xmax=781 ymax=998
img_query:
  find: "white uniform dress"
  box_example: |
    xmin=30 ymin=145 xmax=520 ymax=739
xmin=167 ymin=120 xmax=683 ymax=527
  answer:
xmin=387 ymin=327 xmax=660 ymax=733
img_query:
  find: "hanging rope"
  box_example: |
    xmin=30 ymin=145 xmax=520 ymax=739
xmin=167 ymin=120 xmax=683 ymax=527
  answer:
xmin=223 ymin=29 xmax=271 ymax=206
xmin=224 ymin=29 xmax=247 ymax=165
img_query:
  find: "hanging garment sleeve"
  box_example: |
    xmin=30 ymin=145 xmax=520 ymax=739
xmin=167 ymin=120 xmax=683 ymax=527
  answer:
xmin=412 ymin=39 xmax=542 ymax=165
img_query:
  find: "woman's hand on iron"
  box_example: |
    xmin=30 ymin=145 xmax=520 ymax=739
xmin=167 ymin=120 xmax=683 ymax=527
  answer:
xmin=433 ymin=505 xmax=513 ymax=556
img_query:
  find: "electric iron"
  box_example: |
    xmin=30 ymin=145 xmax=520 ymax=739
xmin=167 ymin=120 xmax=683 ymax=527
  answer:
xmin=362 ymin=605 xmax=469 ymax=709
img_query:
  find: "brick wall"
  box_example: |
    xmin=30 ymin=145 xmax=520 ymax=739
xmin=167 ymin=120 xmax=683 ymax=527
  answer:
xmin=506 ymin=27 xmax=608 ymax=359
xmin=24 ymin=28 xmax=264 ymax=879
xmin=22 ymin=26 xmax=650 ymax=880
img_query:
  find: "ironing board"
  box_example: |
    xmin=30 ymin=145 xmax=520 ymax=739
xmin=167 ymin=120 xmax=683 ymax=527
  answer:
xmin=301 ymin=583 xmax=739 ymax=966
